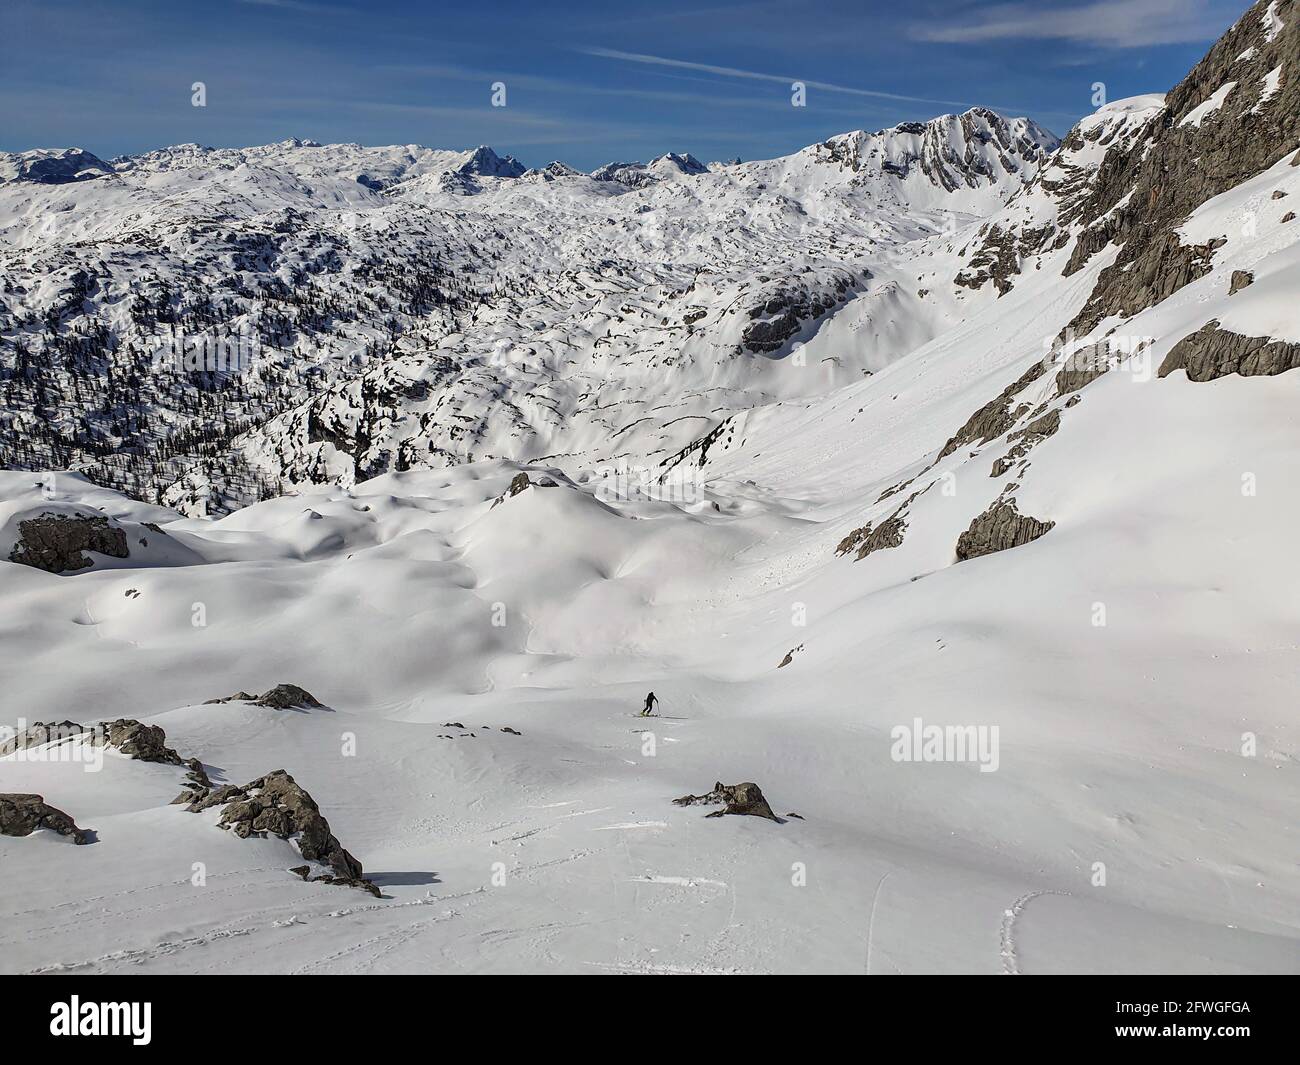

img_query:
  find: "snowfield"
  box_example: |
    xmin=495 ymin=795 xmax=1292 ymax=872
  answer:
xmin=1 ymin=0 xmax=1298 ymax=976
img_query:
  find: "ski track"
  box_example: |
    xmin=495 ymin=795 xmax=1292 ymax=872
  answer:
xmin=1000 ymin=890 xmax=1071 ymax=975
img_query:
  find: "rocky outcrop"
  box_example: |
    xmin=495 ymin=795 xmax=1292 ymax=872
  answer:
xmin=185 ymin=770 xmax=379 ymax=896
xmin=1229 ymin=269 xmax=1255 ymax=294
xmin=0 ymin=794 xmax=91 ymax=844
xmin=0 ymin=720 xmax=86 ymax=757
xmin=955 ymin=501 xmax=1055 ymax=561
xmin=95 ymin=719 xmax=189 ymax=764
xmin=938 ymin=361 xmax=1045 ymax=459
xmin=205 ymin=684 xmax=324 ymax=711
xmin=1061 ymin=0 xmax=1300 ymax=338
xmin=1158 ymin=320 xmax=1300 ymax=381
xmin=673 ymin=781 xmax=779 ymax=821
xmin=850 ymin=511 xmax=907 ymax=560
xmin=1 ymin=719 xmax=209 ymax=797
xmin=954 ymin=222 xmax=1052 ymax=296
xmin=8 ymin=512 xmax=129 ymax=573
xmin=490 ymin=471 xmax=557 ymax=508
xmin=740 ymin=278 xmax=853 ymax=354
xmin=991 ymin=408 xmax=1061 ymax=477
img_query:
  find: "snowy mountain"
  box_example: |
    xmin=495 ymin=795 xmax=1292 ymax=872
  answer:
xmin=0 ymin=106 xmax=1056 ymax=514
xmin=2 ymin=0 xmax=1298 ymax=976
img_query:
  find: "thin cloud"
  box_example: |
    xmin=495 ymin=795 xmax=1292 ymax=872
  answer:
xmin=909 ymin=0 xmax=1232 ymax=48
xmin=579 ymin=46 xmax=974 ymax=109
xmin=379 ymin=62 xmax=890 ymax=115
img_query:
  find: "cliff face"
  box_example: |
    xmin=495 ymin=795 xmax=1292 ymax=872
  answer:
xmin=1062 ymin=0 xmax=1299 ymax=335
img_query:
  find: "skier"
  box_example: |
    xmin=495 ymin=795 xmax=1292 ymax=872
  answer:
xmin=641 ymin=691 xmax=658 ymax=717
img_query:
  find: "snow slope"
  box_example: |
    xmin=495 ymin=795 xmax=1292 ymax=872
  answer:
xmin=1 ymin=0 xmax=1298 ymax=976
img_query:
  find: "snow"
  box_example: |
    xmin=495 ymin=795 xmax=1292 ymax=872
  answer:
xmin=2 ymin=78 xmax=1299 ymax=975
xmin=1261 ymin=0 xmax=1285 ymax=43
xmin=3 ymin=193 xmax=1298 ymax=970
xmin=1178 ymin=81 xmax=1238 ymax=127
xmin=1254 ymin=65 xmax=1283 ymax=110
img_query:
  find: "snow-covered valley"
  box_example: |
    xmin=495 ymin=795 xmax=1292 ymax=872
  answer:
xmin=1 ymin=0 xmax=1298 ymax=975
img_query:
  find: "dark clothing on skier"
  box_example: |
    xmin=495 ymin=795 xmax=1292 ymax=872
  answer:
xmin=642 ymin=692 xmax=658 ymax=716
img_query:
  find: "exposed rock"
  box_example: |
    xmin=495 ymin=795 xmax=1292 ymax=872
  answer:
xmin=500 ymin=726 xmax=521 ymax=736
xmin=489 ymin=471 xmax=557 ymax=508
xmin=1283 ymin=211 xmax=1297 ymax=222
xmin=991 ymin=408 xmax=1061 ymax=477
xmin=955 ymin=501 xmax=1055 ymax=562
xmin=847 ymin=510 xmax=907 ymax=561
xmin=1229 ymin=269 xmax=1255 ymax=294
xmin=953 ymin=222 xmax=1052 ymax=295
xmin=0 ymin=719 xmax=86 ymax=757
xmin=673 ymin=780 xmax=779 ymax=821
xmin=1060 ymin=0 xmax=1300 ymax=337
xmin=1 ymin=718 xmax=210 ymax=804
xmin=204 ymin=684 xmax=324 ymax=710
xmin=7 ymin=512 xmax=129 ymax=573
xmin=777 ymin=644 xmax=804 ymax=668
xmin=253 ymin=684 xmax=323 ymax=710
xmin=186 ymin=769 xmax=379 ymax=896
xmin=835 ymin=524 xmax=872 ymax=556
xmin=1052 ymin=331 xmax=1159 ymax=397
xmin=939 ymin=361 xmax=1045 ymax=458
xmin=739 ymin=277 xmax=853 ymax=354
xmin=1158 ymin=320 xmax=1300 ymax=381
xmin=96 ymin=719 xmax=188 ymax=765
xmin=0 ymin=794 xmax=90 ymax=844
xmin=493 ymin=472 xmax=532 ymax=507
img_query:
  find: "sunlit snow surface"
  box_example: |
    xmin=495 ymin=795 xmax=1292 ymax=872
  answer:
xmin=1 ymin=97 xmax=1299 ymax=973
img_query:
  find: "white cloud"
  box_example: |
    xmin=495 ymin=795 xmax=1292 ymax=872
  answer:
xmin=910 ymin=0 xmax=1232 ymax=48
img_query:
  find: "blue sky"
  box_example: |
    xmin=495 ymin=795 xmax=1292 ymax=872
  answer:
xmin=1 ymin=0 xmax=1247 ymax=168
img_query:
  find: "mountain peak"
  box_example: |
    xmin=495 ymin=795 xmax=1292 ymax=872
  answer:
xmin=0 ymin=147 xmax=114 ymax=185
xmin=457 ymin=145 xmax=526 ymax=178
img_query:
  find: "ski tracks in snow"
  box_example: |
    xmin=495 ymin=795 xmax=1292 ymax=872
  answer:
xmin=999 ymin=889 xmax=1071 ymax=975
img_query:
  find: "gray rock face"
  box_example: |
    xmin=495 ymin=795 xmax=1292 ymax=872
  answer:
xmin=1158 ymin=320 xmax=1300 ymax=381
xmin=8 ymin=512 xmax=129 ymax=573
xmin=954 ymin=222 xmax=1052 ymax=296
xmin=740 ymin=278 xmax=852 ymax=354
xmin=489 ymin=471 xmax=558 ymax=509
xmin=1229 ymin=270 xmax=1255 ymax=295
xmin=253 ymin=684 xmax=323 ymax=710
xmin=955 ymin=501 xmax=1055 ymax=562
xmin=839 ymin=510 xmax=907 ymax=561
xmin=0 ymin=720 xmax=86 ymax=757
xmin=1062 ymin=0 xmax=1300 ymax=337
xmin=939 ymin=362 xmax=1045 ymax=459
xmin=186 ymin=770 xmax=379 ymax=896
xmin=673 ymin=780 xmax=779 ymax=821
xmin=991 ymin=408 xmax=1061 ymax=478
xmin=0 ymin=794 xmax=90 ymax=844
xmin=0 ymin=718 xmax=208 ymax=792
xmin=96 ymin=719 xmax=188 ymax=764
xmin=492 ymin=472 xmax=533 ymax=508
xmin=204 ymin=684 xmax=325 ymax=710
